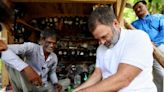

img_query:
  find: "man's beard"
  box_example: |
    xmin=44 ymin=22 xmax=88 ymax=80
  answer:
xmin=105 ymin=27 xmax=120 ymax=48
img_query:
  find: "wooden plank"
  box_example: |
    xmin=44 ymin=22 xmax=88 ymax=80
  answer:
xmin=12 ymin=0 xmax=116 ymax=4
xmin=1 ymin=26 xmax=8 ymax=44
xmin=114 ymin=0 xmax=121 ymax=17
xmin=16 ymin=19 xmax=42 ymax=32
xmin=117 ymin=0 xmax=127 ymax=25
xmin=1 ymin=24 xmax=9 ymax=88
xmin=20 ymin=3 xmax=93 ymax=20
xmin=1 ymin=62 xmax=9 ymax=88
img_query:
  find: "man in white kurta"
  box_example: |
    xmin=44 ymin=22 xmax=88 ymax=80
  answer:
xmin=96 ymin=28 xmax=156 ymax=92
xmin=74 ymin=6 xmax=156 ymax=92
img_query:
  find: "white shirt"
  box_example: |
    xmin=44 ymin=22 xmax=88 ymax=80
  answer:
xmin=2 ymin=42 xmax=58 ymax=85
xmin=96 ymin=29 xmax=157 ymax=92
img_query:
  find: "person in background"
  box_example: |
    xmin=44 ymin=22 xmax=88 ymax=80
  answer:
xmin=2 ymin=29 xmax=62 ymax=92
xmin=73 ymin=6 xmax=156 ymax=92
xmin=132 ymin=1 xmax=164 ymax=92
xmin=0 ymin=0 xmax=13 ymax=53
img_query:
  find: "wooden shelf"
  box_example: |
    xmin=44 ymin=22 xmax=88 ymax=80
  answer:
xmin=12 ymin=0 xmax=116 ymax=4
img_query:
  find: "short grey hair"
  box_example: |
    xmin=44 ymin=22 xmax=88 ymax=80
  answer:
xmin=40 ymin=29 xmax=57 ymax=40
xmin=88 ymin=6 xmax=116 ymax=32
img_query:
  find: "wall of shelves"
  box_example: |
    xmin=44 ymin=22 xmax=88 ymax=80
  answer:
xmin=11 ymin=3 xmax=98 ymax=89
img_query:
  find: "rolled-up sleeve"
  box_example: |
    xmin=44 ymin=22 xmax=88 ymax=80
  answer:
xmin=8 ymin=42 xmax=35 ymax=55
xmin=1 ymin=49 xmax=28 ymax=71
xmin=1 ymin=42 xmax=35 ymax=71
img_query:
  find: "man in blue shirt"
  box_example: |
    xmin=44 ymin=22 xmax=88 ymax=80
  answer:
xmin=132 ymin=0 xmax=164 ymax=92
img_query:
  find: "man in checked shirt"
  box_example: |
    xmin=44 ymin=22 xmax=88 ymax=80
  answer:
xmin=2 ymin=29 xmax=62 ymax=92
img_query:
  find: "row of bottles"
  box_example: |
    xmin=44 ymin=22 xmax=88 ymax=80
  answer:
xmin=55 ymin=49 xmax=96 ymax=61
xmin=12 ymin=23 xmax=32 ymax=43
xmin=30 ymin=16 xmax=88 ymax=32
xmin=12 ymin=22 xmax=39 ymax=44
xmin=57 ymin=49 xmax=96 ymax=56
xmin=56 ymin=39 xmax=97 ymax=49
xmin=12 ymin=8 xmax=26 ymax=43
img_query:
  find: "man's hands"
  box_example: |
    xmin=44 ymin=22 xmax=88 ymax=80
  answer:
xmin=123 ymin=19 xmax=136 ymax=30
xmin=54 ymin=83 xmax=62 ymax=92
xmin=21 ymin=66 xmax=42 ymax=86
